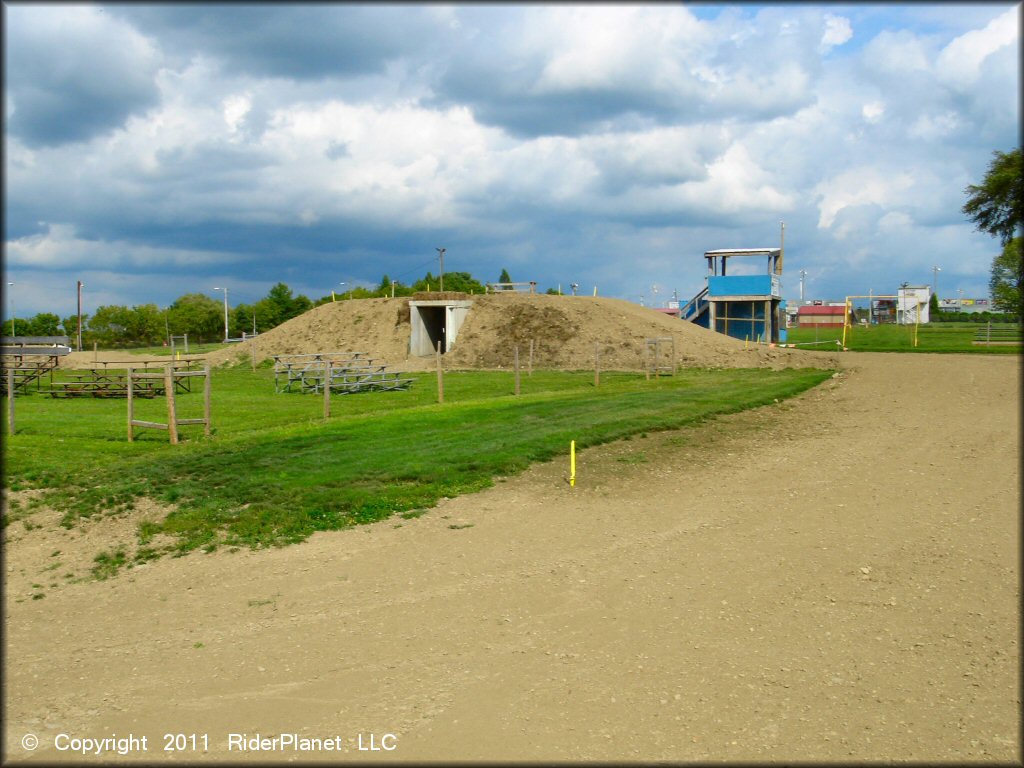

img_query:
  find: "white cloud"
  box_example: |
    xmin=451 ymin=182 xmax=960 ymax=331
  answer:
xmin=820 ymin=14 xmax=853 ymax=52
xmin=814 ymin=167 xmax=916 ymax=230
xmin=936 ymin=5 xmax=1019 ymax=89
xmin=861 ymin=101 xmax=885 ymax=123
xmin=6 ymin=223 xmax=247 ymax=270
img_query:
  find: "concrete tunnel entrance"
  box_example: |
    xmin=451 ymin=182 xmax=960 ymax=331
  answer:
xmin=408 ymin=300 xmax=473 ymax=356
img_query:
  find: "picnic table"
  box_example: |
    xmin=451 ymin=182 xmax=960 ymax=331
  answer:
xmin=45 ymin=360 xmax=202 ymax=398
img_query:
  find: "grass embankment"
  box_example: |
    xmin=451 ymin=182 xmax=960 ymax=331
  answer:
xmin=785 ymin=322 xmax=1021 ymax=353
xmin=4 ymin=365 xmax=832 ymax=572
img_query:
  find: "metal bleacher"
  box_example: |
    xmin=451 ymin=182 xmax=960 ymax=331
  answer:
xmin=1 ymin=336 xmax=72 ymax=394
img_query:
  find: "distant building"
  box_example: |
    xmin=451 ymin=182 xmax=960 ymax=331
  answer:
xmin=938 ymin=298 xmax=993 ymax=313
xmin=796 ymin=304 xmax=846 ymax=327
xmin=897 ymin=285 xmax=930 ymax=324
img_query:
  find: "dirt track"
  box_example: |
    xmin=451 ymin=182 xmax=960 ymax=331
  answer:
xmin=3 ymin=352 xmax=1020 ymax=763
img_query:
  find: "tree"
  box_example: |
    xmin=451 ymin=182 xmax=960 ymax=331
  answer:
xmin=962 ymin=148 xmax=1022 ymax=246
xmin=989 ymin=238 xmax=1022 ymax=317
xmin=258 ymin=282 xmax=312 ymax=329
xmin=929 ymin=292 xmax=940 ymax=314
xmin=20 ymin=312 xmax=61 ymax=336
xmin=168 ymin=293 xmax=222 ymax=343
xmin=499 ymin=268 xmax=512 ymax=284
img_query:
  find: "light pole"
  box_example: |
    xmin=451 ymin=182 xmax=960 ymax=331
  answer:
xmin=957 ymin=288 xmax=963 ymax=313
xmin=435 ymin=248 xmax=445 ymax=292
xmin=391 ymin=280 xmax=396 ymax=299
xmin=213 ymin=286 xmax=229 ymax=342
xmin=77 ymin=280 xmax=84 ymax=351
xmin=339 ymin=282 xmax=347 ymax=300
xmin=932 ymin=265 xmax=941 ymax=297
xmin=799 ymin=269 xmax=807 ymax=302
xmin=163 ymin=306 xmax=170 ymax=346
xmin=6 ymin=282 xmax=14 ymax=336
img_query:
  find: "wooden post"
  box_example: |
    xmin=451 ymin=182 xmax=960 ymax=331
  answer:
xmin=127 ymin=366 xmax=134 ymax=441
xmin=203 ymin=362 xmax=212 ymax=436
xmin=594 ymin=342 xmax=600 ymax=387
xmin=528 ymin=339 xmax=534 ymax=376
xmin=7 ymin=368 xmax=14 ymax=436
xmin=323 ymin=361 xmax=331 ymax=419
xmin=165 ymin=365 xmax=178 ymax=445
xmin=645 ymin=343 xmax=650 ymax=381
xmin=250 ymin=337 xmax=256 ymax=371
xmin=655 ymin=340 xmax=660 ymax=379
xmin=436 ymin=341 xmax=444 ymax=404
xmin=93 ymin=341 xmax=98 ymax=363
xmin=514 ymin=345 xmax=520 ymax=395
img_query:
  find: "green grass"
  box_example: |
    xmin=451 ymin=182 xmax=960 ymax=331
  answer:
xmin=4 ymin=365 xmax=833 ymax=572
xmin=785 ymin=322 xmax=1021 ymax=354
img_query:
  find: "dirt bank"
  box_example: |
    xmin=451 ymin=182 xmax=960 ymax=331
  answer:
xmin=4 ymin=352 xmax=1018 ymax=763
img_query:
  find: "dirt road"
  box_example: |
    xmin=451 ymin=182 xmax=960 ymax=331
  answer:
xmin=3 ymin=352 xmax=1019 ymax=763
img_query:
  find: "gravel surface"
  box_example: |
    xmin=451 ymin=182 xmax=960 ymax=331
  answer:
xmin=4 ymin=351 xmax=1019 ymax=763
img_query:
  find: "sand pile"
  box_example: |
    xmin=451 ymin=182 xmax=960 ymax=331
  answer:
xmin=199 ymin=293 xmax=837 ymax=372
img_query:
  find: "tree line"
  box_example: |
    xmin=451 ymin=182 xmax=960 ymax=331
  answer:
xmin=3 ymin=269 xmax=521 ymax=347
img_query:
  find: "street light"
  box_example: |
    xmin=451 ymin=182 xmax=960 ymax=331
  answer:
xmin=339 ymin=282 xmax=347 ymax=300
xmin=213 ymin=287 xmax=229 ymax=342
xmin=435 ymin=248 xmax=446 ymax=292
xmin=957 ymin=288 xmax=963 ymax=313
xmin=932 ymin=265 xmax=941 ymax=297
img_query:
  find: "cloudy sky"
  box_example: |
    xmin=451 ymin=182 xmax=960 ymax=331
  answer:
xmin=3 ymin=3 xmax=1020 ymax=319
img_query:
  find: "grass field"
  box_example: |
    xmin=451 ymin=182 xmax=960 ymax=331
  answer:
xmin=785 ymin=322 xmax=1021 ymax=353
xmin=4 ymin=364 xmax=832 ymax=572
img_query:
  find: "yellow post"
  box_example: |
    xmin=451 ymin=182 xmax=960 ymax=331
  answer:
xmin=569 ymin=440 xmax=576 ymax=487
xmin=331 ymin=290 xmax=336 ymax=302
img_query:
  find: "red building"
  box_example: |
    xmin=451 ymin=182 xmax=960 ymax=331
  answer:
xmin=796 ymin=304 xmax=846 ymax=328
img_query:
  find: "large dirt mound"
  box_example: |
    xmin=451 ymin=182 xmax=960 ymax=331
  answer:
xmin=203 ymin=293 xmax=839 ymax=371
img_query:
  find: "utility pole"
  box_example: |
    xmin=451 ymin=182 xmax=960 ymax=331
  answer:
xmin=932 ymin=265 xmax=941 ymax=297
xmin=6 ymin=282 xmax=14 ymax=336
xmin=436 ymin=248 xmax=446 ymax=292
xmin=778 ymin=221 xmax=785 ymax=274
xmin=799 ymin=270 xmax=806 ymax=302
xmin=77 ymin=280 xmax=84 ymax=350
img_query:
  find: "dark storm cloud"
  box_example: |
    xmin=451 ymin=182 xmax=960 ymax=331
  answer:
xmin=5 ymin=5 xmax=161 ymax=147
xmin=106 ymin=4 xmax=448 ymax=80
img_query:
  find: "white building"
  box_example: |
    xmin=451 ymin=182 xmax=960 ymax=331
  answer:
xmin=897 ymin=285 xmax=930 ymax=324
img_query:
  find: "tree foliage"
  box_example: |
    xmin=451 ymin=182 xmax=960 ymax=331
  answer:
xmin=962 ymin=148 xmax=1022 ymax=246
xmin=989 ymin=237 xmax=1022 ymax=317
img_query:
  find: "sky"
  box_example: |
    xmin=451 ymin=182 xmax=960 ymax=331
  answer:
xmin=3 ymin=2 xmax=1020 ymax=320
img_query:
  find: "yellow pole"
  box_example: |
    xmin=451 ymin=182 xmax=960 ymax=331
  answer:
xmin=332 ymin=290 xmax=336 ymax=302
xmin=569 ymin=440 xmax=576 ymax=487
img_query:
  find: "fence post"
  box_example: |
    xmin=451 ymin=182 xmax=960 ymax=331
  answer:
xmin=127 ymin=366 xmax=134 ymax=442
xmin=165 ymin=365 xmax=179 ymax=445
xmin=514 ymin=345 xmax=520 ymax=395
xmin=594 ymin=342 xmax=600 ymax=387
xmin=6 ymin=368 xmax=14 ymax=436
xmin=323 ymin=361 xmax=332 ymax=420
xmin=436 ymin=341 xmax=444 ymax=404
xmin=528 ymin=339 xmax=534 ymax=376
xmin=203 ymin=362 xmax=212 ymax=436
